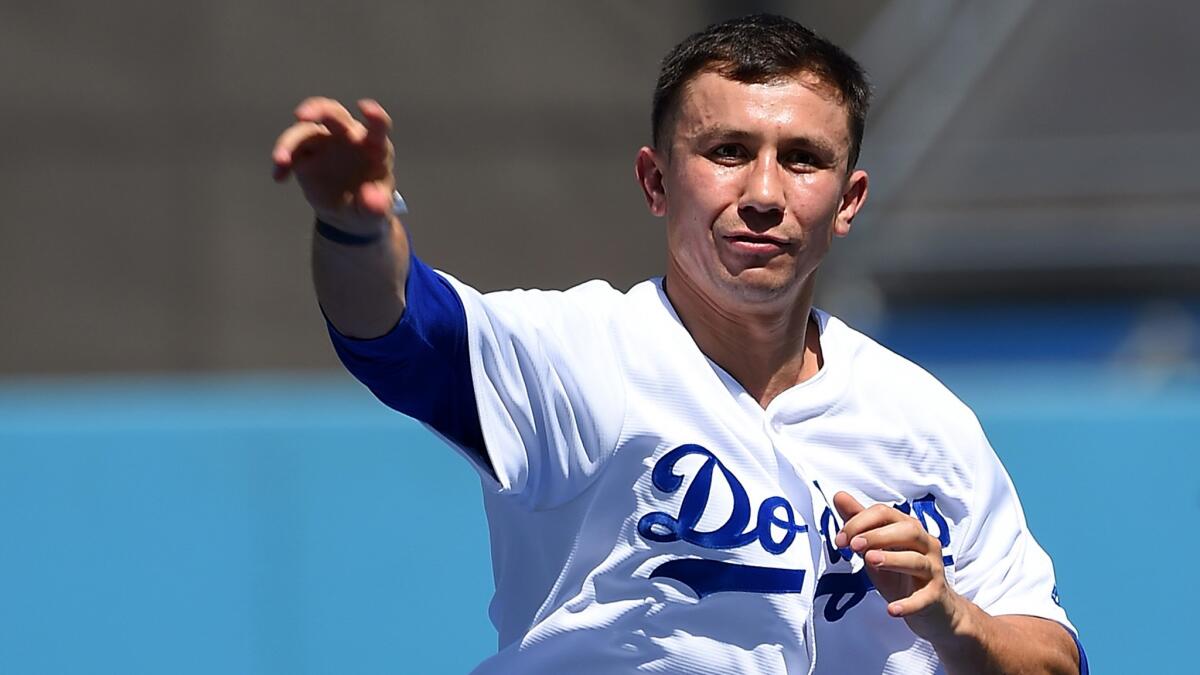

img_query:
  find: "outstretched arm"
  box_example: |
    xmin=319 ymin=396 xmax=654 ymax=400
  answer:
xmin=272 ymin=97 xmax=409 ymax=339
xmin=833 ymin=492 xmax=1081 ymax=675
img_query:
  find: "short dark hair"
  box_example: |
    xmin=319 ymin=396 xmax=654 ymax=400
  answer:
xmin=652 ymin=14 xmax=872 ymax=168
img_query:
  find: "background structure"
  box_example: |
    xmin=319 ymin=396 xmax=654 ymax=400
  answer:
xmin=2 ymin=1 xmax=1197 ymax=672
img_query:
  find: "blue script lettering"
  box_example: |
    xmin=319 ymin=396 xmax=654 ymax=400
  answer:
xmin=912 ymin=493 xmax=951 ymax=549
xmin=815 ymin=570 xmax=875 ymax=621
xmin=637 ymin=444 xmax=809 ymax=597
xmin=638 ymin=444 xmax=808 ymax=552
xmin=814 ymin=491 xmax=955 ymax=621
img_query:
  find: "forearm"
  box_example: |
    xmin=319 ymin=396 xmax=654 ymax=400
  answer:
xmin=933 ymin=601 xmax=1079 ymax=675
xmin=312 ymin=213 xmax=411 ymax=339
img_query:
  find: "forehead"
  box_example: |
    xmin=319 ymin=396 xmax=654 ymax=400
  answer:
xmin=672 ymin=71 xmax=851 ymax=153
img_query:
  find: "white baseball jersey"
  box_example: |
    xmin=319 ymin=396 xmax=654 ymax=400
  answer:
xmin=329 ymin=258 xmax=1081 ymax=674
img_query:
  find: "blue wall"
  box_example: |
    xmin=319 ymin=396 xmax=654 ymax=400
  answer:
xmin=2 ymin=368 xmax=1196 ymax=673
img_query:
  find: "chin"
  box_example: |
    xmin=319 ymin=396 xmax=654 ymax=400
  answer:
xmin=717 ymin=268 xmax=798 ymax=305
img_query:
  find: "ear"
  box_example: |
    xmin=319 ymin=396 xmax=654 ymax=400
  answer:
xmin=834 ymin=169 xmax=869 ymax=238
xmin=635 ymin=146 xmax=668 ymax=217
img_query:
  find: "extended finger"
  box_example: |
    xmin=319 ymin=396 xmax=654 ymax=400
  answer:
xmin=832 ymin=491 xmax=864 ymax=522
xmin=272 ymin=121 xmax=331 ymax=180
xmin=358 ymin=98 xmax=393 ymax=145
xmin=831 ymin=491 xmax=865 ymax=549
xmin=295 ymin=97 xmax=365 ymax=140
xmin=864 ymin=549 xmax=933 ymax=578
xmin=835 ymin=502 xmax=907 ymax=548
xmin=849 ymin=519 xmax=933 ymax=555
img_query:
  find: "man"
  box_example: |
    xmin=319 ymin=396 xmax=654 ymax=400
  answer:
xmin=272 ymin=14 xmax=1085 ymax=674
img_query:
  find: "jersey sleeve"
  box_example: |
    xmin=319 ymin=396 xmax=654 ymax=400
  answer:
xmin=952 ymin=425 xmax=1082 ymax=640
xmin=326 ymin=254 xmax=487 ymax=470
xmin=326 ymin=252 xmax=626 ymax=508
xmin=439 ymin=273 xmax=627 ymax=509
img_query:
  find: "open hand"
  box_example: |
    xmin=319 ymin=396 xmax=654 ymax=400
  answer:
xmin=272 ymin=97 xmax=396 ymax=231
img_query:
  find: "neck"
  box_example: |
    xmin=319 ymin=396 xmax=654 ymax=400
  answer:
xmin=664 ymin=267 xmax=823 ymax=410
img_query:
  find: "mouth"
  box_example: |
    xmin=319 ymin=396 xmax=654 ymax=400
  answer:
xmin=722 ymin=232 xmax=791 ymax=255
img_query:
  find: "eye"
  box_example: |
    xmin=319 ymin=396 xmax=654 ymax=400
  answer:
xmin=780 ymin=150 xmax=820 ymax=169
xmin=709 ymin=143 xmax=747 ymax=163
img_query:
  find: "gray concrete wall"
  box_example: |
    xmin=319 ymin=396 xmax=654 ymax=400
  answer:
xmin=1 ymin=1 xmax=1193 ymax=374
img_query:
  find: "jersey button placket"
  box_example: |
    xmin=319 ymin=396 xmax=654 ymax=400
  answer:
xmin=762 ymin=415 xmax=823 ymax=673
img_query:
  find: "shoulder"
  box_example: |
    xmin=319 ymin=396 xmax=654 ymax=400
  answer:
xmin=820 ymin=309 xmax=987 ymax=454
xmin=480 ymin=276 xmax=626 ymax=312
xmin=483 ymin=278 xmax=625 ymax=304
xmin=435 ymin=273 xmax=633 ymax=329
xmin=821 ymin=311 xmax=957 ymax=396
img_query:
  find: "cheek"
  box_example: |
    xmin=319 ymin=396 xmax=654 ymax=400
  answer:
xmin=667 ymin=175 xmax=737 ymax=227
xmin=669 ymin=160 xmax=740 ymax=200
xmin=790 ymin=180 xmax=844 ymax=223
xmin=666 ymin=216 xmax=714 ymax=258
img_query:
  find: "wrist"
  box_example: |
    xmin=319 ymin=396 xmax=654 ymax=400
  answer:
xmin=313 ymin=191 xmax=408 ymax=245
xmin=315 ymin=217 xmax=390 ymax=246
xmin=926 ymin=595 xmax=990 ymax=665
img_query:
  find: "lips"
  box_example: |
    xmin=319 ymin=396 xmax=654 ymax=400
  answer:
xmin=722 ymin=232 xmax=791 ymax=254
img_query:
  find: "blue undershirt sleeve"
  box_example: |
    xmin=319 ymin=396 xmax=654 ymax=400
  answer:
xmin=325 ymin=252 xmax=488 ymax=473
xmin=1071 ymin=631 xmax=1089 ymax=675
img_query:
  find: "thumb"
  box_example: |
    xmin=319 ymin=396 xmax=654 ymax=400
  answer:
xmin=832 ymin=491 xmax=865 ymax=522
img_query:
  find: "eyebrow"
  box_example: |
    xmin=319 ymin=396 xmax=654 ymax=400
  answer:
xmin=690 ymin=126 xmax=841 ymax=160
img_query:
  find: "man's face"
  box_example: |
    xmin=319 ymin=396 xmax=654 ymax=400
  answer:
xmin=637 ymin=70 xmax=868 ymax=311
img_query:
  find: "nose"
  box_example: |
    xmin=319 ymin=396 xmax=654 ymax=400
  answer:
xmin=739 ymin=153 xmax=786 ymax=221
